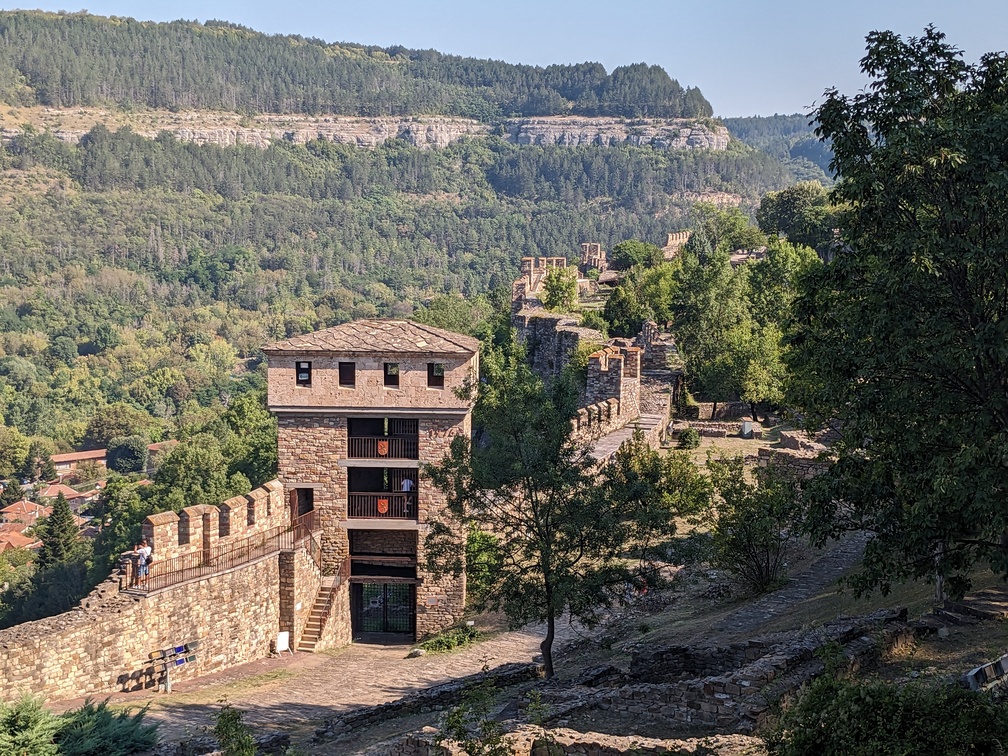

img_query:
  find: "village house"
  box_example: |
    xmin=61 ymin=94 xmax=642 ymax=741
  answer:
xmin=263 ymin=319 xmax=479 ymax=641
xmin=51 ymin=448 xmax=107 ymax=473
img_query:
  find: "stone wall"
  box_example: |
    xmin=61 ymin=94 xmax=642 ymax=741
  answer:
xmin=571 ymin=398 xmax=623 ymax=443
xmin=0 ymin=555 xmax=282 ymax=703
xmin=277 ymin=414 xmax=348 ymax=574
xmin=682 ymin=401 xmax=751 ymax=421
xmin=585 ymin=346 xmax=641 ymax=418
xmin=280 ymin=546 xmax=322 ymax=648
xmin=142 ymin=480 xmax=288 ymax=563
xmin=512 ymin=310 xmax=603 ymax=381
xmin=756 ymin=447 xmax=831 ymax=480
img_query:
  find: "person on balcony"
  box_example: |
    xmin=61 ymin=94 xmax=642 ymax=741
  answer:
xmin=401 ymin=476 xmax=415 ymax=515
xmin=134 ymin=539 xmax=152 ymax=586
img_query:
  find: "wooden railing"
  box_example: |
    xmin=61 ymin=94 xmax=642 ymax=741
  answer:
xmin=347 ymin=435 xmax=418 ymax=459
xmin=123 ymin=510 xmax=322 ymax=594
xmin=347 ymin=492 xmax=415 ymax=519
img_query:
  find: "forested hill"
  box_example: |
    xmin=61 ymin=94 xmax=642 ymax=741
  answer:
xmin=0 ymin=10 xmax=712 ymax=119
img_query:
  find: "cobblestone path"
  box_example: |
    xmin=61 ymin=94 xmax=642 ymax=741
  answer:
xmin=706 ymin=532 xmax=870 ymax=641
xmin=56 ymin=622 xmax=575 ymax=743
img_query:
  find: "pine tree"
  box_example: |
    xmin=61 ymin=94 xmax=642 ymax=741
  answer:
xmin=37 ymin=493 xmax=78 ymax=570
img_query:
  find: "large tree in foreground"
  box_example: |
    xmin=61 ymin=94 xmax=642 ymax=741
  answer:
xmin=425 ymin=343 xmax=708 ymax=677
xmin=789 ymin=27 xmax=1008 ymax=596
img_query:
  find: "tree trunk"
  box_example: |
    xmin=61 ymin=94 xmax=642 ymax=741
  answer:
xmin=540 ymin=611 xmax=555 ymax=679
xmin=750 ymin=402 xmax=759 ymax=423
xmin=711 ymin=400 xmax=718 ymax=420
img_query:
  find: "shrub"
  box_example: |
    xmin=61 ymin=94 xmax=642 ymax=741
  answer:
xmin=419 ymin=624 xmax=479 ymax=653
xmin=106 ymin=436 xmax=149 ymax=475
xmin=541 ymin=267 xmax=578 ymax=312
xmin=677 ymin=427 xmax=700 ymax=449
xmin=578 ymin=310 xmax=608 ymax=336
xmin=706 ymin=457 xmax=801 ymax=594
xmin=213 ymin=702 xmax=255 ymax=756
xmin=665 ymin=530 xmax=713 ymax=566
xmin=766 ymin=675 xmax=1008 ymax=755
xmin=0 ymin=695 xmax=157 ymax=756
xmin=0 ymin=694 xmax=60 ymax=756
xmin=56 ymin=698 xmax=159 ymax=756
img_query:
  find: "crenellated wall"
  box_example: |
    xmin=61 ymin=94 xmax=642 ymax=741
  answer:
xmin=142 ymin=480 xmax=288 ymax=562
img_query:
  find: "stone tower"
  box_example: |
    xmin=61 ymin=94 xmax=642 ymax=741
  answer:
xmin=263 ymin=319 xmax=480 ymax=640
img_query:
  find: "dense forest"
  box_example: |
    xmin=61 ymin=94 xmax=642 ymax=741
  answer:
xmin=0 ymin=10 xmax=821 ymax=626
xmin=723 ymin=114 xmax=833 ymax=182
xmin=0 ymin=10 xmax=711 ymax=119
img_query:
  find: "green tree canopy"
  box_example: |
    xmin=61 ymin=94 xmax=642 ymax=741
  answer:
xmin=609 ymin=239 xmax=663 ymax=270
xmin=789 ymin=27 xmax=1008 ymax=596
xmin=425 ymin=343 xmax=708 ymax=677
xmin=37 ymin=493 xmax=78 ymax=571
xmin=541 ymin=266 xmax=578 ymax=312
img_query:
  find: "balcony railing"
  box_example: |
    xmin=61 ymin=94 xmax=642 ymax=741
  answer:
xmin=348 ymin=435 xmax=418 ymax=460
xmin=347 ymin=492 xmax=415 ymax=519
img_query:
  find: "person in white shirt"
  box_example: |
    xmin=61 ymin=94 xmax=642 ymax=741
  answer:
xmin=134 ymin=538 xmax=152 ymax=584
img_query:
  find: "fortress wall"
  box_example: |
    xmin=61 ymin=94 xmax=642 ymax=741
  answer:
xmin=141 ymin=480 xmax=288 ymax=563
xmin=0 ymin=555 xmax=282 ymax=703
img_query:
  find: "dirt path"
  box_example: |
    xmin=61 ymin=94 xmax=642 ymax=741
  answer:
xmin=705 ymin=532 xmax=870 ymax=641
xmin=53 ymin=622 xmax=574 ymax=744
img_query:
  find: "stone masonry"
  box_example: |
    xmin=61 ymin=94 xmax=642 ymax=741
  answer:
xmin=264 ymin=319 xmax=480 ymax=643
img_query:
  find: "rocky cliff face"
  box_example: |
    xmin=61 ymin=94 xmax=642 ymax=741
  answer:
xmin=506 ymin=116 xmax=729 ymax=151
xmin=0 ymin=108 xmax=730 ymax=152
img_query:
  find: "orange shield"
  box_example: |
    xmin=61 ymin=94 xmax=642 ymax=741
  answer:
xmin=377 ymin=440 xmax=389 ymax=456
xmin=377 ymin=498 xmax=389 ymax=514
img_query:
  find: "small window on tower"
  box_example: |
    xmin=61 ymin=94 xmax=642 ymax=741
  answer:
xmin=296 ymin=361 xmax=312 ymax=387
xmin=427 ymin=362 xmax=445 ymax=388
xmin=339 ymin=361 xmax=356 ymax=387
xmin=384 ymin=362 xmax=400 ymax=387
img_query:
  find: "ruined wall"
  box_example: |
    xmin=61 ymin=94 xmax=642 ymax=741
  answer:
xmin=0 ymin=555 xmax=281 ymax=703
xmin=512 ymin=310 xmax=601 ymax=379
xmin=756 ymin=447 xmax=832 ymax=480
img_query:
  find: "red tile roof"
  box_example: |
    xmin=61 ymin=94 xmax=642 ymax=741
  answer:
xmin=0 ymin=500 xmax=52 ymax=525
xmin=51 ymin=449 xmax=107 ymax=464
xmin=40 ymin=484 xmax=82 ymax=500
xmin=0 ymin=532 xmax=39 ymax=551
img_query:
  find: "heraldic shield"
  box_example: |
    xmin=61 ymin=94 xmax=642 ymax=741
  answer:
xmin=377 ymin=439 xmax=389 ymax=456
xmin=377 ymin=498 xmax=389 ymax=514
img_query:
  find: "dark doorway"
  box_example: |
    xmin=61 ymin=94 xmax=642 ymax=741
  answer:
xmin=351 ymin=582 xmax=416 ymax=638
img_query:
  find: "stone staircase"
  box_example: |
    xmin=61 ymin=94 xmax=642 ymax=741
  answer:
xmin=297 ymin=576 xmax=340 ymax=653
xmin=937 ymin=589 xmax=1008 ymax=625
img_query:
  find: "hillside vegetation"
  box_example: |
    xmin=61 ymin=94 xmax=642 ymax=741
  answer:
xmin=0 ymin=10 xmax=711 ymax=119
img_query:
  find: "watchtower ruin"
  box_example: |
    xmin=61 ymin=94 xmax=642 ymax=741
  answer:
xmin=263 ymin=319 xmax=480 ymax=641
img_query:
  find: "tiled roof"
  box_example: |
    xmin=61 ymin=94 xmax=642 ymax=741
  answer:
xmin=0 ymin=532 xmax=39 ymax=551
xmin=0 ymin=500 xmax=51 ymax=524
xmin=51 ymin=449 xmax=107 ymax=464
xmin=263 ymin=319 xmax=481 ymax=356
xmin=40 ymin=484 xmax=82 ymax=499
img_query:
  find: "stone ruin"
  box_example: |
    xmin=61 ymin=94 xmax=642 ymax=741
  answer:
xmin=579 ymin=242 xmax=607 ymax=273
xmin=663 ymin=231 xmax=692 ymax=260
xmin=312 ymin=609 xmax=912 ymax=754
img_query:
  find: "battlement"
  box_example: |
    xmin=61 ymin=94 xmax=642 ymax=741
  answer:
xmin=513 ymin=256 xmax=570 ymax=305
xmin=572 ymin=398 xmax=623 ymax=442
xmin=663 ymin=230 xmax=692 ymax=260
xmin=586 ymin=345 xmax=641 ymax=417
xmin=142 ymin=480 xmax=287 ymax=562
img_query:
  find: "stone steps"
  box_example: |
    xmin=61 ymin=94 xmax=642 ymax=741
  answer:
xmin=933 ymin=607 xmax=980 ymax=626
xmin=297 ymin=586 xmax=333 ymax=652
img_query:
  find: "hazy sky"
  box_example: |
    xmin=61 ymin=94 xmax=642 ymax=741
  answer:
xmin=3 ymin=1 xmax=1006 ymax=116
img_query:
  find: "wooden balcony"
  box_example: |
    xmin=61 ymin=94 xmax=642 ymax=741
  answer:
xmin=347 ymin=492 xmax=416 ymax=519
xmin=348 ymin=435 xmax=418 ymax=460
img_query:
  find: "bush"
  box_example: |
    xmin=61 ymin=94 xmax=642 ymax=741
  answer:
xmin=665 ymin=531 xmax=713 ymax=566
xmin=706 ymin=457 xmax=801 ymax=594
xmin=766 ymin=675 xmax=1008 ymax=755
xmin=0 ymin=694 xmax=60 ymax=756
xmin=106 ymin=436 xmax=149 ymax=475
xmin=213 ymin=702 xmax=255 ymax=756
xmin=419 ymin=624 xmax=479 ymax=653
xmin=0 ymin=695 xmax=157 ymax=756
xmin=677 ymin=427 xmax=700 ymax=449
xmin=578 ymin=310 xmax=608 ymax=336
xmin=56 ymin=698 xmax=159 ymax=756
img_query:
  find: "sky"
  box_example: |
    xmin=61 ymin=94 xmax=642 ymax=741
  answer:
xmin=2 ymin=1 xmax=1007 ymax=116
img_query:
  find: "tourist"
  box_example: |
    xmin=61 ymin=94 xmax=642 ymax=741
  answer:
xmin=134 ymin=538 xmax=152 ymax=585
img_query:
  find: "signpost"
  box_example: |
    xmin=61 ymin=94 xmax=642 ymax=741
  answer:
xmin=149 ymin=640 xmax=199 ymax=693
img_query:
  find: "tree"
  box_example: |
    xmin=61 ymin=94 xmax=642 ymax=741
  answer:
xmin=89 ymin=478 xmax=148 ymax=580
xmin=149 ymin=433 xmax=249 ymax=511
xmin=82 ymin=403 xmax=153 ymax=450
xmin=425 ymin=344 xmax=704 ymax=678
xmin=37 ymin=494 xmax=79 ymax=571
xmin=689 ymin=202 xmax=766 ymax=257
xmin=602 ymin=283 xmax=648 ymax=338
xmin=706 ymin=456 xmax=802 ymax=594
xmin=746 ymin=237 xmax=821 ymax=328
xmin=789 ymin=27 xmax=1008 ymax=596
xmin=541 ymin=266 xmax=578 ymax=312
xmin=756 ymin=181 xmax=839 ymax=250
xmin=609 ymin=239 xmax=663 ymax=270
xmin=106 ymin=435 xmax=149 ymax=475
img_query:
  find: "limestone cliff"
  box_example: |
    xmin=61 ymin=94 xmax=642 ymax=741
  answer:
xmin=0 ymin=108 xmax=730 ymax=152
